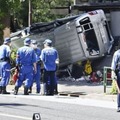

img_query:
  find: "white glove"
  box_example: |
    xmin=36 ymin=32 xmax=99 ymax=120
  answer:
xmin=111 ymin=70 xmax=117 ymax=80
xmin=55 ymin=59 xmax=59 ymax=64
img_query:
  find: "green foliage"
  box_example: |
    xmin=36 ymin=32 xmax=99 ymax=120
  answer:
xmin=32 ymin=0 xmax=73 ymax=23
xmin=10 ymin=48 xmax=17 ymax=67
xmin=0 ymin=0 xmax=74 ymax=33
xmin=110 ymin=80 xmax=117 ymax=94
xmin=10 ymin=48 xmax=17 ymax=61
xmin=12 ymin=0 xmax=73 ymax=27
xmin=0 ymin=0 xmax=21 ymax=40
xmin=0 ymin=0 xmax=8 ymax=39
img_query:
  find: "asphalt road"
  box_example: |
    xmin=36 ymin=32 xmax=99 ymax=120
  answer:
xmin=0 ymin=94 xmax=119 ymax=120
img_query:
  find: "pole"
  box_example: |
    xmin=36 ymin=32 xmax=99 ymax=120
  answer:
xmin=28 ymin=0 xmax=32 ymax=27
xmin=68 ymin=0 xmax=71 ymax=14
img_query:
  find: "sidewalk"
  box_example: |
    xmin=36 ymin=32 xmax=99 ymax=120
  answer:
xmin=7 ymin=79 xmax=117 ymax=102
xmin=58 ymin=79 xmax=117 ymax=102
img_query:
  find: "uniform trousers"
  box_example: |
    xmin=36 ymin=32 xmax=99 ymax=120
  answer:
xmin=117 ymin=71 xmax=120 ymax=108
xmin=0 ymin=61 xmax=10 ymax=86
xmin=31 ymin=64 xmax=41 ymax=93
xmin=44 ymin=69 xmax=55 ymax=95
xmin=15 ymin=65 xmax=33 ymax=88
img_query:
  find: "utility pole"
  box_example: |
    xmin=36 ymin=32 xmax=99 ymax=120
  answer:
xmin=28 ymin=0 xmax=32 ymax=27
xmin=20 ymin=0 xmax=32 ymax=27
xmin=68 ymin=0 xmax=71 ymax=14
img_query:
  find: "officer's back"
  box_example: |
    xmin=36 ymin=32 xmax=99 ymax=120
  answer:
xmin=41 ymin=39 xmax=58 ymax=71
xmin=14 ymin=38 xmax=37 ymax=95
xmin=16 ymin=38 xmax=36 ymax=66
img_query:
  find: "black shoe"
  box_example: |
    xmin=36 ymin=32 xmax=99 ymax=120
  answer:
xmin=14 ymin=87 xmax=19 ymax=95
xmin=14 ymin=91 xmax=17 ymax=95
xmin=1 ymin=86 xmax=10 ymax=94
xmin=24 ymin=87 xmax=29 ymax=95
xmin=46 ymin=92 xmax=54 ymax=96
xmin=54 ymin=90 xmax=58 ymax=95
xmin=28 ymin=90 xmax=32 ymax=93
xmin=2 ymin=91 xmax=10 ymax=94
xmin=24 ymin=92 xmax=29 ymax=95
xmin=117 ymin=108 xmax=120 ymax=112
xmin=28 ymin=87 xmax=32 ymax=93
xmin=54 ymin=84 xmax=58 ymax=94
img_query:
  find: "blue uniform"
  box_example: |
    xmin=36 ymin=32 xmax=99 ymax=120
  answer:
xmin=31 ymin=48 xmax=41 ymax=93
xmin=40 ymin=46 xmax=59 ymax=95
xmin=0 ymin=44 xmax=11 ymax=87
xmin=111 ymin=49 xmax=120 ymax=109
xmin=15 ymin=46 xmax=36 ymax=88
xmin=40 ymin=47 xmax=58 ymax=71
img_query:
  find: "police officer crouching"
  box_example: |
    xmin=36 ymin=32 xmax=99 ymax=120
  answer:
xmin=0 ymin=37 xmax=11 ymax=94
xmin=14 ymin=38 xmax=37 ymax=95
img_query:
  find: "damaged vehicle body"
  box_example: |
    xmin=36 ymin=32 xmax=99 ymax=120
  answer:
xmin=10 ymin=9 xmax=114 ymax=78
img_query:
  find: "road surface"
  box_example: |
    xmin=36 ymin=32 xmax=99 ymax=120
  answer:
xmin=0 ymin=94 xmax=119 ymax=120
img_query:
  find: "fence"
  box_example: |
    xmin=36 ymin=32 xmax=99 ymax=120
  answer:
xmin=103 ymin=66 xmax=112 ymax=93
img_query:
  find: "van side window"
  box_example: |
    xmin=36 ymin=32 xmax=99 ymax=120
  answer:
xmin=84 ymin=24 xmax=89 ymax=30
xmin=80 ymin=17 xmax=90 ymax=24
xmin=80 ymin=17 xmax=93 ymax=31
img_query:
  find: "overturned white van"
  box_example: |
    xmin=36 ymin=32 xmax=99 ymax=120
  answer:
xmin=11 ymin=9 xmax=114 ymax=69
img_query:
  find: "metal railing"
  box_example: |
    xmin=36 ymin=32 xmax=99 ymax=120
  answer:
xmin=103 ymin=66 xmax=112 ymax=93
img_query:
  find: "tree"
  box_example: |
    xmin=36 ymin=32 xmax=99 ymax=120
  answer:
xmin=17 ymin=0 xmax=73 ymax=26
xmin=32 ymin=0 xmax=73 ymax=23
xmin=0 ymin=0 xmax=73 ymax=41
xmin=0 ymin=0 xmax=21 ymax=43
xmin=0 ymin=0 xmax=9 ymax=43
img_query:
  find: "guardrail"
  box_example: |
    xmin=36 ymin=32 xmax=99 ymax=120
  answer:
xmin=103 ymin=66 xmax=112 ymax=93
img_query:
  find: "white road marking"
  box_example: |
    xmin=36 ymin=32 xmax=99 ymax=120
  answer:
xmin=1 ymin=94 xmax=117 ymax=109
xmin=0 ymin=113 xmax=31 ymax=120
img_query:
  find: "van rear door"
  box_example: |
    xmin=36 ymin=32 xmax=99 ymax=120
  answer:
xmin=76 ymin=17 xmax=101 ymax=58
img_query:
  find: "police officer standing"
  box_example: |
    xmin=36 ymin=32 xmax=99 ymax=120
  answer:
xmin=40 ymin=39 xmax=59 ymax=95
xmin=14 ymin=38 xmax=37 ymax=95
xmin=0 ymin=37 xmax=11 ymax=94
xmin=29 ymin=40 xmax=41 ymax=94
xmin=111 ymin=49 xmax=120 ymax=112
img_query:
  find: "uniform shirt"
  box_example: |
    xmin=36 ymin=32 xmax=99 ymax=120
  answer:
xmin=34 ymin=48 xmax=41 ymax=63
xmin=16 ymin=46 xmax=36 ymax=65
xmin=40 ymin=47 xmax=58 ymax=71
xmin=0 ymin=44 xmax=11 ymax=59
xmin=111 ymin=49 xmax=120 ymax=71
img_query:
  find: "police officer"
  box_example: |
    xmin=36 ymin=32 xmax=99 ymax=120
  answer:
xmin=0 ymin=37 xmax=11 ymax=94
xmin=14 ymin=38 xmax=37 ymax=95
xmin=111 ymin=49 xmax=120 ymax=112
xmin=29 ymin=40 xmax=41 ymax=94
xmin=40 ymin=39 xmax=59 ymax=95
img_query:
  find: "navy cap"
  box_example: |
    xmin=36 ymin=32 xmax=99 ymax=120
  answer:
xmin=24 ymin=38 xmax=31 ymax=45
xmin=4 ymin=37 xmax=11 ymax=44
xmin=32 ymin=40 xmax=37 ymax=44
xmin=43 ymin=39 xmax=52 ymax=44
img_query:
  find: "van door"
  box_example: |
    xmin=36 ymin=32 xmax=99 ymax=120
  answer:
xmin=84 ymin=29 xmax=99 ymax=56
xmin=76 ymin=17 xmax=100 ymax=58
